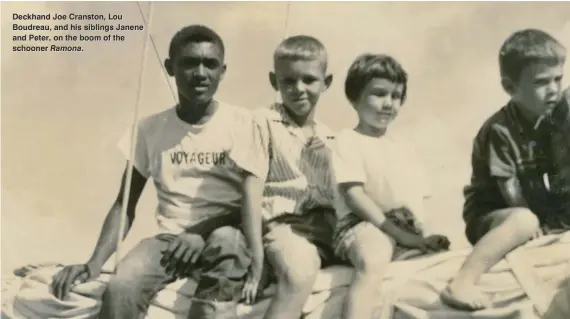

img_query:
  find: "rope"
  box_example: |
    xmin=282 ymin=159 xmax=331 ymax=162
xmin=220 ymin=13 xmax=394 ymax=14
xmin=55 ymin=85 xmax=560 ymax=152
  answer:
xmin=274 ymin=2 xmax=292 ymax=102
xmin=114 ymin=1 xmax=155 ymax=273
xmin=135 ymin=2 xmax=178 ymax=103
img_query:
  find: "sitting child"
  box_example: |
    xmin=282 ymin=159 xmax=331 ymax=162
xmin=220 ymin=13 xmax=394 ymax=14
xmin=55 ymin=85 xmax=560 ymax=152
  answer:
xmin=331 ymin=53 xmax=450 ymax=319
xmin=442 ymin=28 xmax=570 ymax=311
xmin=252 ymin=35 xmax=341 ymax=319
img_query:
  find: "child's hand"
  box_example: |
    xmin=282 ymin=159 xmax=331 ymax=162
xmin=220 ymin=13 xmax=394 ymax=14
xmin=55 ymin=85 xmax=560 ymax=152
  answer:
xmin=423 ymin=234 xmax=450 ymax=251
xmin=532 ymin=227 xmax=544 ymax=240
xmin=242 ymin=262 xmax=264 ymax=305
xmin=397 ymin=233 xmax=430 ymax=252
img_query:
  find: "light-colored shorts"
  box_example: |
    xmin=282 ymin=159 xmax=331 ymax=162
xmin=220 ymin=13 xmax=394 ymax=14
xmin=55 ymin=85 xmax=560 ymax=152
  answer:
xmin=333 ymin=212 xmax=422 ymax=262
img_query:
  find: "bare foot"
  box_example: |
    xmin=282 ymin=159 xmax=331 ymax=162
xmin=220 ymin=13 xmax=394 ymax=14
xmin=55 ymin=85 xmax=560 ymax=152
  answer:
xmin=441 ymin=283 xmax=491 ymax=311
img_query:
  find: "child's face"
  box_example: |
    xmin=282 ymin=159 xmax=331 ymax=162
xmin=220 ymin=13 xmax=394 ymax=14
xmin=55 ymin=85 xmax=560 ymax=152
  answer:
xmin=509 ymin=61 xmax=564 ymax=120
xmin=168 ymin=41 xmax=226 ymax=105
xmin=270 ymin=59 xmax=331 ymax=120
xmin=354 ymin=78 xmax=404 ymax=130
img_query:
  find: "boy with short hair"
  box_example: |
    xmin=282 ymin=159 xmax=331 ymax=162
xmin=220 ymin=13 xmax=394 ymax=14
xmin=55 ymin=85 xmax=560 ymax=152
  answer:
xmin=332 ymin=53 xmax=450 ymax=319
xmin=251 ymin=35 xmax=339 ymax=319
xmin=50 ymin=25 xmax=266 ymax=319
xmin=442 ymin=28 xmax=570 ymax=311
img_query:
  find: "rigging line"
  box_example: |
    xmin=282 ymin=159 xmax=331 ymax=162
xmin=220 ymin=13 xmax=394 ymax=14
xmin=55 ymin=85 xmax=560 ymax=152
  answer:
xmin=274 ymin=1 xmax=293 ymax=102
xmin=115 ymin=1 xmax=155 ymax=274
xmin=282 ymin=2 xmax=292 ymax=40
xmin=135 ymin=1 xmax=178 ymax=103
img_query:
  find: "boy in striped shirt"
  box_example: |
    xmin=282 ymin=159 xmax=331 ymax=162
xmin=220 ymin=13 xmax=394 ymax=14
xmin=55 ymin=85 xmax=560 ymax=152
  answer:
xmin=251 ymin=35 xmax=340 ymax=319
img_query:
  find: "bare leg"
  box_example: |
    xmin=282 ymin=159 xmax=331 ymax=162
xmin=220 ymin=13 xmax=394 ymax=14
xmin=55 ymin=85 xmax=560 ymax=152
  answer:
xmin=263 ymin=226 xmax=321 ymax=319
xmin=441 ymin=208 xmax=539 ymax=311
xmin=342 ymin=222 xmax=394 ymax=319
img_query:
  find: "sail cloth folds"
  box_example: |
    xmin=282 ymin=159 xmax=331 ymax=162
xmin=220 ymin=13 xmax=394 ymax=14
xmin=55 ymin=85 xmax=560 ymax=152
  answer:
xmin=2 ymin=233 xmax=569 ymax=319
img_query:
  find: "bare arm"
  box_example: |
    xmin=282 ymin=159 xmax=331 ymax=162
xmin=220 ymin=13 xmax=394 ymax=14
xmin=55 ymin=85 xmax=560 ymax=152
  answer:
xmin=241 ymin=172 xmax=265 ymax=269
xmin=341 ymin=182 xmax=424 ymax=246
xmin=86 ymin=163 xmax=147 ymax=270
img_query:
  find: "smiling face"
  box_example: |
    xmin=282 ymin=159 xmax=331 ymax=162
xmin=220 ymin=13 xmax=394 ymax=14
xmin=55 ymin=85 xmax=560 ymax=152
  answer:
xmin=270 ymin=58 xmax=331 ymax=123
xmin=167 ymin=41 xmax=226 ymax=106
xmin=354 ymin=77 xmax=405 ymax=132
xmin=507 ymin=61 xmax=564 ymax=120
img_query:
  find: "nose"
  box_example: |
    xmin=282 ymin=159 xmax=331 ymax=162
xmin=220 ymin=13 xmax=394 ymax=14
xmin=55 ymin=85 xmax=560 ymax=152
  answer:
xmin=293 ymin=80 xmax=306 ymax=94
xmin=194 ymin=63 xmax=206 ymax=78
xmin=547 ymin=81 xmax=560 ymax=95
xmin=381 ymin=96 xmax=394 ymax=110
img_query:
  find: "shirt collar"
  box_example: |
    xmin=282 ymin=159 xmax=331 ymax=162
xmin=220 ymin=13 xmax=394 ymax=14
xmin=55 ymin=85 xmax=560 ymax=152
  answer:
xmin=507 ymin=98 xmax=570 ymax=132
xmin=269 ymin=103 xmax=326 ymax=128
xmin=268 ymin=103 xmax=335 ymax=141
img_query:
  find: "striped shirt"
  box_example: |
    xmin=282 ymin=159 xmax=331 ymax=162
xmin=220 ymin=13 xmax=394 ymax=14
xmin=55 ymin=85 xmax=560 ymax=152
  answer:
xmin=253 ymin=103 xmax=337 ymax=221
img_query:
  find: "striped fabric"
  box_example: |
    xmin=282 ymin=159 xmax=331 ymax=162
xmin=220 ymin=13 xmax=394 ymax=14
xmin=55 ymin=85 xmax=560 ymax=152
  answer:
xmin=253 ymin=103 xmax=337 ymax=221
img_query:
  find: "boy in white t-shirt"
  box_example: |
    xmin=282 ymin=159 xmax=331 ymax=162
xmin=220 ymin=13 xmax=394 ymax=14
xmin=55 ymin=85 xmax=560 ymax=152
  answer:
xmin=49 ymin=25 xmax=266 ymax=319
xmin=332 ymin=53 xmax=450 ymax=319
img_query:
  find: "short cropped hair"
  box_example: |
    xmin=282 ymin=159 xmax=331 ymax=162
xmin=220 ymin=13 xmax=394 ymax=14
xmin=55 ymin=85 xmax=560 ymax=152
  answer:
xmin=273 ymin=35 xmax=328 ymax=70
xmin=344 ymin=54 xmax=408 ymax=104
xmin=168 ymin=25 xmax=225 ymax=60
xmin=499 ymin=28 xmax=566 ymax=82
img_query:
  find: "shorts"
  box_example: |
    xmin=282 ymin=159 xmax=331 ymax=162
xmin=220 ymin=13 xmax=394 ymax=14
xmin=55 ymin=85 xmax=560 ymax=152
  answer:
xmin=333 ymin=209 xmax=423 ymax=262
xmin=263 ymin=208 xmax=340 ymax=268
xmin=465 ymin=209 xmax=511 ymax=246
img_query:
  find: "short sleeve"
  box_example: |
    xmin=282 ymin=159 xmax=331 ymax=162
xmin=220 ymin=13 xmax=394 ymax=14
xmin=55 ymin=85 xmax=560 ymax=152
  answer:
xmin=117 ymin=120 xmax=151 ymax=178
xmin=228 ymin=111 xmax=270 ymax=180
xmin=488 ymin=126 xmax=517 ymax=178
xmin=332 ymin=132 xmax=366 ymax=185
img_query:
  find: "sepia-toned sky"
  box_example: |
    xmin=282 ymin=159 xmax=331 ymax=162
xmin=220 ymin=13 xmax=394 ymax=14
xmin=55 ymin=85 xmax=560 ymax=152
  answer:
xmin=2 ymin=1 xmax=570 ymax=272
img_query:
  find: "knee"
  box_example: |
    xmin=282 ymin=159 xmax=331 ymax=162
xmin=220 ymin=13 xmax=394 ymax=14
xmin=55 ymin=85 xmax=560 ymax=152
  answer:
xmin=270 ymin=245 xmax=320 ymax=292
xmin=104 ymin=249 xmax=153 ymax=296
xmin=351 ymin=250 xmax=391 ymax=276
xmin=348 ymin=224 xmax=393 ymax=273
xmin=208 ymin=226 xmax=244 ymax=247
xmin=104 ymin=275 xmax=135 ymax=298
xmin=349 ymin=240 xmax=392 ymax=278
xmin=104 ymin=270 xmax=141 ymax=300
xmin=503 ymin=208 xmax=540 ymax=238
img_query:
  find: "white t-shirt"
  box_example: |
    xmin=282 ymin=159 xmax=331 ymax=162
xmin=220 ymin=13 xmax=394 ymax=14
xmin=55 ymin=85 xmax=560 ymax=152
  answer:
xmin=118 ymin=102 xmax=265 ymax=234
xmin=332 ymin=129 xmax=430 ymax=228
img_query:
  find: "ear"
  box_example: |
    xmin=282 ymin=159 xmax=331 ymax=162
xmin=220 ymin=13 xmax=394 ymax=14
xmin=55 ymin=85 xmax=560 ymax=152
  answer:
xmin=165 ymin=58 xmax=174 ymax=77
xmin=324 ymin=74 xmax=333 ymax=90
xmin=220 ymin=64 xmax=227 ymax=80
xmin=269 ymin=72 xmax=278 ymax=91
xmin=501 ymin=77 xmax=516 ymax=95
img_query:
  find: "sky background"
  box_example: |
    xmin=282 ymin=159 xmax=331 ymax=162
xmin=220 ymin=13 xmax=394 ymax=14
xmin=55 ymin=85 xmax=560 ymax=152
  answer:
xmin=2 ymin=1 xmax=570 ymax=273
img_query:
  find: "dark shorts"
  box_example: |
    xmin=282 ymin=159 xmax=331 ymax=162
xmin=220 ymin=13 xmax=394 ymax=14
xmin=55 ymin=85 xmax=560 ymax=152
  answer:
xmin=465 ymin=210 xmax=503 ymax=246
xmin=263 ymin=208 xmax=340 ymax=268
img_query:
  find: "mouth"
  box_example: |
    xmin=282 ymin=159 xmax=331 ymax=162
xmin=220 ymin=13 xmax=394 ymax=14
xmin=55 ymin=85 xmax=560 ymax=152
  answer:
xmin=190 ymin=82 xmax=210 ymax=93
xmin=544 ymin=100 xmax=559 ymax=114
xmin=291 ymin=97 xmax=309 ymax=103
